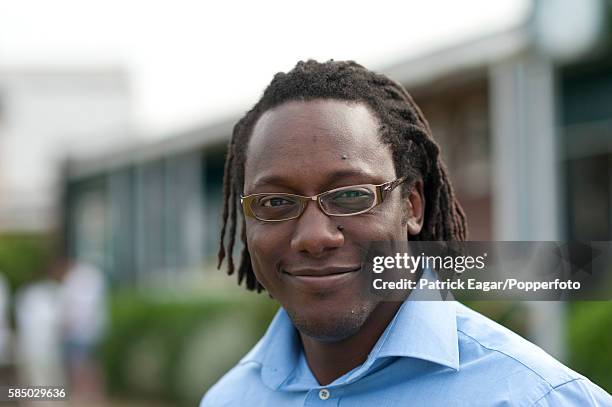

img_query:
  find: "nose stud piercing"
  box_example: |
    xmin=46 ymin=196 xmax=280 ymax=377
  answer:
xmin=337 ymin=225 xmax=344 ymax=231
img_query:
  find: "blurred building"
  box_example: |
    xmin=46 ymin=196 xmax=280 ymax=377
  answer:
xmin=63 ymin=0 xmax=611 ymax=357
xmin=385 ymin=0 xmax=612 ymax=244
xmin=0 ymin=67 xmax=132 ymax=232
xmin=64 ymin=119 xmax=232 ymax=285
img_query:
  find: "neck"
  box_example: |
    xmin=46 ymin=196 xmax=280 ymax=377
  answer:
xmin=299 ymin=301 xmax=403 ymax=386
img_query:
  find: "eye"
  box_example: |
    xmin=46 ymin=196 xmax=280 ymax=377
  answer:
xmin=335 ymin=189 xmax=370 ymax=199
xmin=322 ymin=186 xmax=376 ymax=214
xmin=258 ymin=195 xmax=296 ymax=208
xmin=331 ymin=188 xmax=373 ymax=201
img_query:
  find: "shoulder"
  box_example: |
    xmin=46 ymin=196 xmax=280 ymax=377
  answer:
xmin=531 ymin=377 xmax=612 ymax=406
xmin=454 ymin=302 xmax=611 ymax=406
xmin=455 ymin=302 xmax=577 ymax=386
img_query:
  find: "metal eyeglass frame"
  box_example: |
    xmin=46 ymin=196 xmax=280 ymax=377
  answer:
xmin=240 ymin=176 xmax=407 ymax=222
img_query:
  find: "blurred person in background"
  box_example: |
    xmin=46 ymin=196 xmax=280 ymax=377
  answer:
xmin=58 ymin=257 xmax=107 ymax=402
xmin=0 ymin=273 xmax=12 ymax=383
xmin=201 ymin=60 xmax=611 ymax=406
xmin=14 ymin=260 xmax=65 ymax=388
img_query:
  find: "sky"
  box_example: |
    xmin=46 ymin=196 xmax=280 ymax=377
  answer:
xmin=0 ymin=0 xmax=531 ymax=137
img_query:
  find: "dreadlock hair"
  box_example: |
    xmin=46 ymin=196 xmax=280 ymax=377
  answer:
xmin=217 ymin=59 xmax=468 ymax=292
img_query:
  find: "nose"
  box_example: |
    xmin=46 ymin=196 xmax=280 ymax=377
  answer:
xmin=290 ymin=200 xmax=344 ymax=256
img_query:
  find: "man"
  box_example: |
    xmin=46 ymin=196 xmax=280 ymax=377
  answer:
xmin=201 ymin=60 xmax=611 ymax=406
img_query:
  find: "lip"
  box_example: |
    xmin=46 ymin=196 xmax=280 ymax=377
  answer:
xmin=282 ymin=266 xmax=361 ymax=291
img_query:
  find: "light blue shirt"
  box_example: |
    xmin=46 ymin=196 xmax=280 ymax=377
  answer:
xmin=201 ymin=279 xmax=611 ymax=406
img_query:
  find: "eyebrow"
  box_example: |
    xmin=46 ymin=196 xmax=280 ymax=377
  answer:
xmin=249 ymin=168 xmax=379 ymax=192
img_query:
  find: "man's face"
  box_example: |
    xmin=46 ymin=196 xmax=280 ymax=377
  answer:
xmin=244 ymin=99 xmax=413 ymax=342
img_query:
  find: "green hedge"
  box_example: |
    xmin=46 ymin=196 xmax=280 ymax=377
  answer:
xmin=100 ymin=290 xmax=278 ymax=406
xmin=568 ymin=301 xmax=612 ymax=392
xmin=0 ymin=234 xmax=53 ymax=293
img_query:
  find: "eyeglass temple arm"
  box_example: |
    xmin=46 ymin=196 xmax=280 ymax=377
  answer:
xmin=380 ymin=176 xmax=407 ymax=201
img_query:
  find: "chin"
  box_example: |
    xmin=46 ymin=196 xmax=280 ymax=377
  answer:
xmin=285 ymin=302 xmax=374 ymax=342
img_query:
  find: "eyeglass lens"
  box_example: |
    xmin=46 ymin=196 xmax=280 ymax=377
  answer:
xmin=320 ymin=186 xmax=375 ymax=215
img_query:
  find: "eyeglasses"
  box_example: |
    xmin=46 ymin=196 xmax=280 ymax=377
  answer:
xmin=241 ymin=176 xmax=407 ymax=222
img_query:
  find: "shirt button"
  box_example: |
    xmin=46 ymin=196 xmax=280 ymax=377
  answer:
xmin=318 ymin=388 xmax=330 ymax=400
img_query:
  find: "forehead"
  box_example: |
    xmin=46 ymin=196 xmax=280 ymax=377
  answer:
xmin=244 ymin=99 xmax=396 ymax=193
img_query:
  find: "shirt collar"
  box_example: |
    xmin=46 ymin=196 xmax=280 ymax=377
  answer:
xmin=243 ymin=268 xmax=459 ymax=390
xmin=241 ymin=304 xmax=302 ymax=390
xmin=373 ymin=291 xmax=459 ymax=369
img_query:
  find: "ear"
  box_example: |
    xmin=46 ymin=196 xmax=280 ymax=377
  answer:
xmin=405 ymin=179 xmax=425 ymax=236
